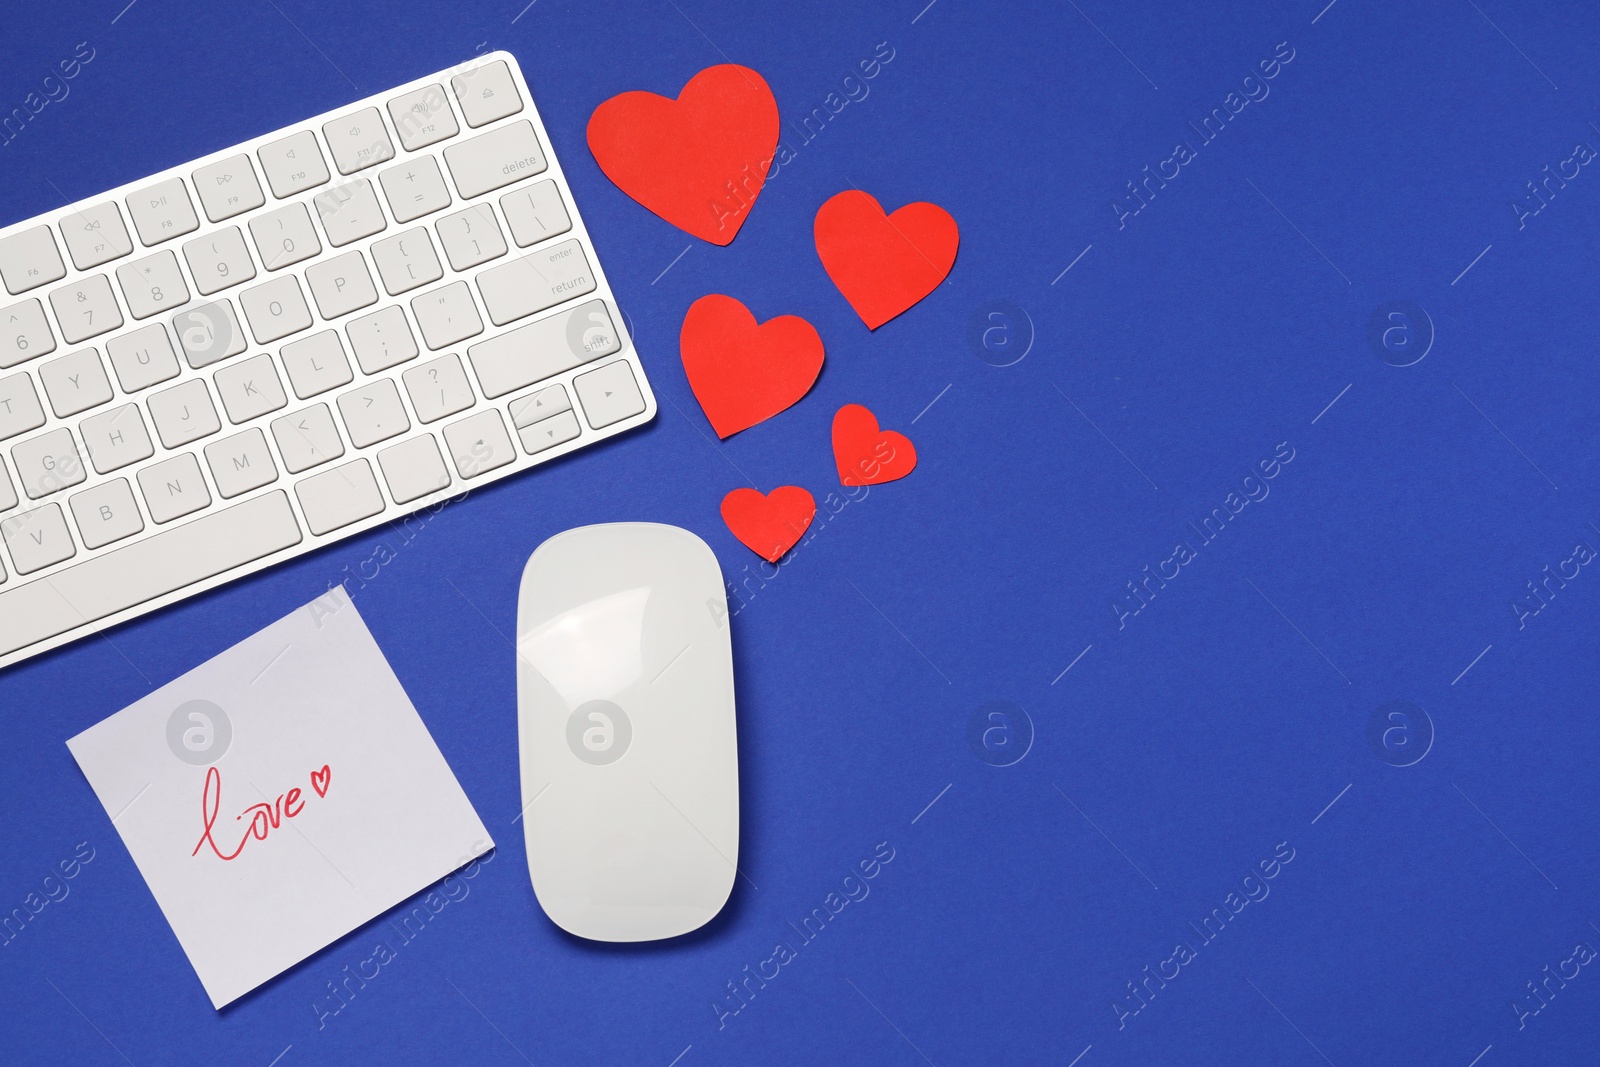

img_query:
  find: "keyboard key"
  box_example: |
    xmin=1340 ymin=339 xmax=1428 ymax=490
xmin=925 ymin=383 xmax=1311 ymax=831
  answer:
xmin=371 ymin=229 xmax=443 ymax=295
xmin=476 ymin=238 xmax=595 ymax=326
xmin=2 ymin=504 xmax=75 ymax=574
xmin=249 ymin=202 xmax=321 ymax=271
xmin=116 ymin=250 xmax=190 ymax=319
xmin=508 ymin=383 xmax=569 ymax=428
xmin=518 ymin=408 xmax=581 ymax=455
xmin=0 ymin=463 xmax=13 ymax=514
xmin=314 ymin=178 xmax=387 ymax=246
xmin=443 ymin=408 xmax=515 ymax=479
xmin=258 ymin=131 xmax=329 ymax=198
xmin=13 ymin=428 xmax=86 ymax=498
xmin=192 ymin=154 xmax=266 ymax=222
xmin=70 ymin=478 xmax=144 ymax=549
xmin=214 ymin=353 xmax=288 ymax=423
xmin=126 ymin=177 xmax=200 ymax=246
xmin=281 ymin=330 xmax=353 ymax=399
xmin=466 ymin=298 xmax=618 ymax=399
xmin=0 ymin=373 xmax=47 ymax=442
xmin=574 ymin=359 xmax=646 ymax=428
xmin=500 ymin=180 xmax=572 ymax=247
xmin=147 ymin=378 xmax=221 ymax=448
xmin=39 ymin=348 xmax=113 ymax=417
xmin=323 ymin=108 xmax=396 ymax=175
xmin=387 ymin=84 xmax=458 ymax=151
xmin=379 ymin=156 xmax=452 ymax=223
xmin=444 ymin=121 xmax=546 ymax=199
xmin=182 ymin=227 xmax=256 ymax=295
xmin=346 ymin=305 xmax=417 ymax=374
xmin=403 ymin=354 xmax=475 ymax=423
xmin=0 ymin=226 xmax=68 ymax=295
xmin=204 ymin=427 xmax=278 ymax=498
xmin=50 ymin=274 xmax=122 ymax=344
xmin=435 ymin=204 xmax=505 ymax=271
xmin=59 ymin=202 xmax=134 ymax=271
xmin=272 ymin=403 xmax=344 ymax=473
xmin=138 ymin=452 xmax=211 ymax=523
xmin=337 ymin=379 xmax=409 ymax=447
xmin=305 ymin=251 xmax=378 ymax=319
xmin=240 ymin=275 xmax=313 ymax=344
xmin=80 ymin=403 xmax=155 ymax=473
xmin=107 ymin=322 xmax=181 ymax=392
xmin=0 ymin=491 xmax=302 ymax=659
xmin=296 ymin=458 xmax=384 ymax=535
xmin=377 ymin=433 xmax=450 ymax=504
xmin=411 ymin=281 xmax=482 ymax=350
xmin=451 ymin=61 xmax=523 ymax=128
xmin=1 ymin=298 xmax=56 ymax=368
xmin=173 ymin=299 xmax=248 ymax=368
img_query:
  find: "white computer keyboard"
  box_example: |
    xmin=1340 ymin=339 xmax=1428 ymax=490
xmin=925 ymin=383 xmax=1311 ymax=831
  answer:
xmin=0 ymin=51 xmax=655 ymax=670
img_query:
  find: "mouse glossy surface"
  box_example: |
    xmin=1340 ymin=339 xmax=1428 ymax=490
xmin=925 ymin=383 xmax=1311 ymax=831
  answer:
xmin=516 ymin=523 xmax=737 ymax=941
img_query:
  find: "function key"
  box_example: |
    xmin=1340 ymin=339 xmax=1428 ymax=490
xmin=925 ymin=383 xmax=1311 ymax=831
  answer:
xmin=126 ymin=177 xmax=200 ymax=246
xmin=322 ymin=107 xmax=396 ymax=175
xmin=192 ymin=154 xmax=266 ymax=222
xmin=258 ymin=131 xmax=330 ymax=198
xmin=59 ymin=202 xmax=134 ymax=270
xmin=450 ymin=61 xmax=523 ymax=128
xmin=387 ymin=84 xmax=459 ymax=151
xmin=0 ymin=226 xmax=68 ymax=295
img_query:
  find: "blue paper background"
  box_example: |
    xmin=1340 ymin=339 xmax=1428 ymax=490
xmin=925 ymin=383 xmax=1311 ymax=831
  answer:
xmin=3 ymin=1 xmax=1599 ymax=1063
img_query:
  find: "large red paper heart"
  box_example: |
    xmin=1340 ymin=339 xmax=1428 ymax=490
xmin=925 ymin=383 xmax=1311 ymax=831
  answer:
xmin=310 ymin=765 xmax=331 ymax=799
xmin=833 ymin=404 xmax=917 ymax=486
xmin=680 ymin=294 xmax=824 ymax=439
xmin=721 ymin=486 xmax=816 ymax=562
xmin=587 ymin=65 xmax=779 ymax=245
xmin=814 ymin=191 xmax=959 ymax=329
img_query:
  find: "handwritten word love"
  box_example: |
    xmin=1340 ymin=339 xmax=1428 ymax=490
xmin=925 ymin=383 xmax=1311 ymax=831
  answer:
xmin=191 ymin=764 xmax=331 ymax=862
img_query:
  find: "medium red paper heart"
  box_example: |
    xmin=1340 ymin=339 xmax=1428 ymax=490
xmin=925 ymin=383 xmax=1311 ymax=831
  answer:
xmin=721 ymin=486 xmax=816 ymax=562
xmin=814 ymin=190 xmax=959 ymax=329
xmin=587 ymin=64 xmax=779 ymax=245
xmin=681 ymin=294 xmax=824 ymax=438
xmin=310 ymin=765 xmax=331 ymax=798
xmin=833 ymin=404 xmax=917 ymax=486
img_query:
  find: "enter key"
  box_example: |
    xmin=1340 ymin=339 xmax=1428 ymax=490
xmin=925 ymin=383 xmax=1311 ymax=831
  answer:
xmin=475 ymin=239 xmax=595 ymax=327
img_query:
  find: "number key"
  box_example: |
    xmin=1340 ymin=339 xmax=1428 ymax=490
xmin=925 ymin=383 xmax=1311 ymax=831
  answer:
xmin=48 ymin=274 xmax=122 ymax=344
xmin=116 ymin=250 xmax=190 ymax=319
xmin=182 ymin=226 xmax=256 ymax=295
xmin=0 ymin=298 xmax=56 ymax=368
xmin=248 ymin=203 xmax=321 ymax=271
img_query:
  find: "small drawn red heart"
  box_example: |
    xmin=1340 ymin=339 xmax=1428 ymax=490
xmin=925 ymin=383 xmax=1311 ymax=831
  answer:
xmin=681 ymin=294 xmax=824 ymax=439
xmin=832 ymin=404 xmax=917 ymax=486
xmin=588 ymin=65 xmax=780 ymax=245
xmin=721 ymin=486 xmax=816 ymax=562
xmin=814 ymin=190 xmax=959 ymax=329
xmin=310 ymin=765 xmax=331 ymax=798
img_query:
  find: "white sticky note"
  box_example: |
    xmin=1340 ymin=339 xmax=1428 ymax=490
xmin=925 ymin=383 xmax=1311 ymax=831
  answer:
xmin=67 ymin=587 xmax=492 ymax=1008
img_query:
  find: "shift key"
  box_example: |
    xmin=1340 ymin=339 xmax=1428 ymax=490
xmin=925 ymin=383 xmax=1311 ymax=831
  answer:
xmin=466 ymin=298 xmax=619 ymax=399
xmin=476 ymin=239 xmax=594 ymax=326
xmin=443 ymin=121 xmax=547 ymax=199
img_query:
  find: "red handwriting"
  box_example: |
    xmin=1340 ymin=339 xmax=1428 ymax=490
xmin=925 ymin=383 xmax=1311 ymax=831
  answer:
xmin=191 ymin=765 xmax=329 ymax=862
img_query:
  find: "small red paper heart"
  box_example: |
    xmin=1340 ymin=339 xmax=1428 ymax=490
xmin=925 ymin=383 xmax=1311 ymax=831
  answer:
xmin=814 ymin=190 xmax=959 ymax=329
xmin=832 ymin=404 xmax=917 ymax=486
xmin=681 ymin=294 xmax=824 ymax=438
xmin=310 ymin=765 xmax=331 ymax=798
xmin=721 ymin=486 xmax=816 ymax=562
xmin=588 ymin=64 xmax=779 ymax=245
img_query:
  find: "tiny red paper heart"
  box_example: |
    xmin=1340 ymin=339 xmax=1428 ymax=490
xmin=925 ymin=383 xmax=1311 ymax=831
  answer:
xmin=587 ymin=64 xmax=780 ymax=245
xmin=814 ymin=190 xmax=959 ymax=329
xmin=681 ymin=294 xmax=824 ymax=438
xmin=310 ymin=765 xmax=331 ymax=798
xmin=832 ymin=404 xmax=917 ymax=486
xmin=721 ymin=486 xmax=816 ymax=562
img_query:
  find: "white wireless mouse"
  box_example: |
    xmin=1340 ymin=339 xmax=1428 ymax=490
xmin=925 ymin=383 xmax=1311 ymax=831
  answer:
xmin=516 ymin=523 xmax=739 ymax=941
